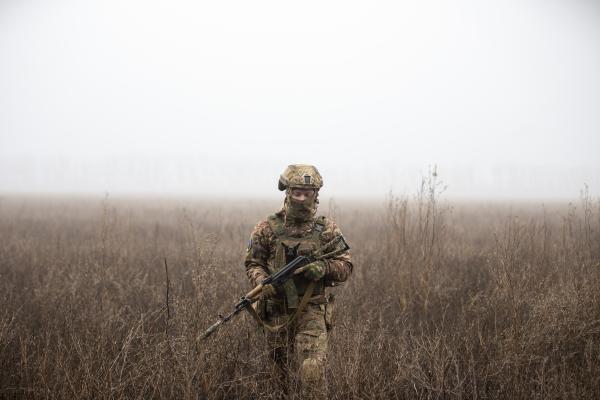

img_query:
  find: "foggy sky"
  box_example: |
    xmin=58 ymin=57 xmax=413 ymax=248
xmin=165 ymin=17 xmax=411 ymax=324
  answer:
xmin=1 ymin=0 xmax=599 ymax=199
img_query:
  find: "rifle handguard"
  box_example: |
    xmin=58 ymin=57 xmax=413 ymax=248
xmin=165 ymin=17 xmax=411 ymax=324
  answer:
xmin=246 ymin=283 xmax=263 ymax=300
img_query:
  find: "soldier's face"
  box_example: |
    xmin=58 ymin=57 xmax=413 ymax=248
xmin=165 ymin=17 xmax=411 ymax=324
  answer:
xmin=290 ymin=188 xmax=316 ymax=202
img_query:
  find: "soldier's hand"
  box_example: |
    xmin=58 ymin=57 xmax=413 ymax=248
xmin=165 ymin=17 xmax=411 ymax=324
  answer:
xmin=303 ymin=260 xmax=326 ymax=281
xmin=259 ymin=282 xmax=278 ymax=299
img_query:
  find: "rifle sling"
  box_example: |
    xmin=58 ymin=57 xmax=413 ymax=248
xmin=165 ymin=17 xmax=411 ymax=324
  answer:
xmin=245 ymin=281 xmax=315 ymax=333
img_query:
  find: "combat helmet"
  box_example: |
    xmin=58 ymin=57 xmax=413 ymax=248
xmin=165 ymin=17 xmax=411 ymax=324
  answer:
xmin=278 ymin=164 xmax=323 ymax=191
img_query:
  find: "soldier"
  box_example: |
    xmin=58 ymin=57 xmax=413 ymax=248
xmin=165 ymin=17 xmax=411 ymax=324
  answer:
xmin=245 ymin=164 xmax=353 ymax=396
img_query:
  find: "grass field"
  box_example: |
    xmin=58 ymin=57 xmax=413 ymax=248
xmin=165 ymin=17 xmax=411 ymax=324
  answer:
xmin=1 ymin=182 xmax=599 ymax=399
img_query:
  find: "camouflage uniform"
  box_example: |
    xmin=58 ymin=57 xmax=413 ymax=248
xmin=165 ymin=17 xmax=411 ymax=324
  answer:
xmin=244 ymin=165 xmax=353 ymax=396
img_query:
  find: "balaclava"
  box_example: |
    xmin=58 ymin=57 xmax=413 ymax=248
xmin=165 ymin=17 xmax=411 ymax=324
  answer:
xmin=284 ymin=188 xmax=319 ymax=224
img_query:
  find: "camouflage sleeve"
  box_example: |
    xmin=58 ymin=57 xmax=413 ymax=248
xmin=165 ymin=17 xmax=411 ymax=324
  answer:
xmin=321 ymin=218 xmax=353 ymax=284
xmin=244 ymin=220 xmax=275 ymax=287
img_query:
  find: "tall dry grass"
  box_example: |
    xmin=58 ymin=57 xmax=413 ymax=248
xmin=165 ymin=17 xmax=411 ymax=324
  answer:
xmin=0 ymin=182 xmax=599 ymax=399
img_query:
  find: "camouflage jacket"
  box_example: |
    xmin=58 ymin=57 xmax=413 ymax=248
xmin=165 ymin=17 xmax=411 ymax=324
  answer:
xmin=245 ymin=209 xmax=353 ymax=288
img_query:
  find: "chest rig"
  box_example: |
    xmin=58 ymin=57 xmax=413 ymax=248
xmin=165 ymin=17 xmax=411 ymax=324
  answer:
xmin=266 ymin=213 xmax=327 ymax=309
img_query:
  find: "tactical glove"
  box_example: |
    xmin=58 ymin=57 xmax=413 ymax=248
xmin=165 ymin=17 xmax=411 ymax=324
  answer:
xmin=303 ymin=260 xmax=326 ymax=281
xmin=259 ymin=281 xmax=278 ymax=300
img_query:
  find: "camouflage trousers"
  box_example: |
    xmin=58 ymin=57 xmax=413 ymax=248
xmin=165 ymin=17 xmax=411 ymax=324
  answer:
xmin=261 ymin=301 xmax=328 ymax=397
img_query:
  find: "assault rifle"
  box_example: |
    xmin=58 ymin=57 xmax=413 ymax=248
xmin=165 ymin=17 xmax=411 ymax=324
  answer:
xmin=198 ymin=234 xmax=350 ymax=341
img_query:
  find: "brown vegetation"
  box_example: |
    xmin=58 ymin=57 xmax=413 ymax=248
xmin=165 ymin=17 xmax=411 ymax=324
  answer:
xmin=1 ymin=182 xmax=599 ymax=399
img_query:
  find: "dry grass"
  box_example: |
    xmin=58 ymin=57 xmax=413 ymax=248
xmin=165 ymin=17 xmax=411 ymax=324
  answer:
xmin=0 ymin=183 xmax=599 ymax=399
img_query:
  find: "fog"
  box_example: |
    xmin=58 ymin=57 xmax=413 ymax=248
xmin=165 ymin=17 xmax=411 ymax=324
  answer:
xmin=1 ymin=0 xmax=599 ymax=199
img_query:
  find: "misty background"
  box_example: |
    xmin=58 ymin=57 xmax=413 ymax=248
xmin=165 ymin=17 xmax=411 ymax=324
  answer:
xmin=1 ymin=0 xmax=599 ymax=200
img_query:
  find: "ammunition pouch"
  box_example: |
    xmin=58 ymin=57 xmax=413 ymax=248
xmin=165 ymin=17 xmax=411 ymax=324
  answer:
xmin=265 ymin=298 xmax=287 ymax=317
xmin=266 ymin=213 xmax=328 ymax=309
xmin=262 ymin=294 xmax=328 ymax=319
xmin=256 ymin=298 xmax=267 ymax=320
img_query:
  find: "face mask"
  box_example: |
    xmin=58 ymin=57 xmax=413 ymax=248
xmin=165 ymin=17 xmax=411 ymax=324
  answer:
xmin=285 ymin=194 xmax=316 ymax=223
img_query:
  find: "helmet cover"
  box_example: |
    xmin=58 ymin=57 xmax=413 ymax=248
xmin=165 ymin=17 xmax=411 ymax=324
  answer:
xmin=278 ymin=164 xmax=323 ymax=191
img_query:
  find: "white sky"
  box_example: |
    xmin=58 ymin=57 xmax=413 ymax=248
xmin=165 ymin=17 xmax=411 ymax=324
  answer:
xmin=1 ymin=0 xmax=599 ymax=199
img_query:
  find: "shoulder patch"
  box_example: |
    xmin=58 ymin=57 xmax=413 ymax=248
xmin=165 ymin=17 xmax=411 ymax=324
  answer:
xmin=246 ymin=238 xmax=252 ymax=252
xmin=314 ymin=215 xmax=326 ymax=232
